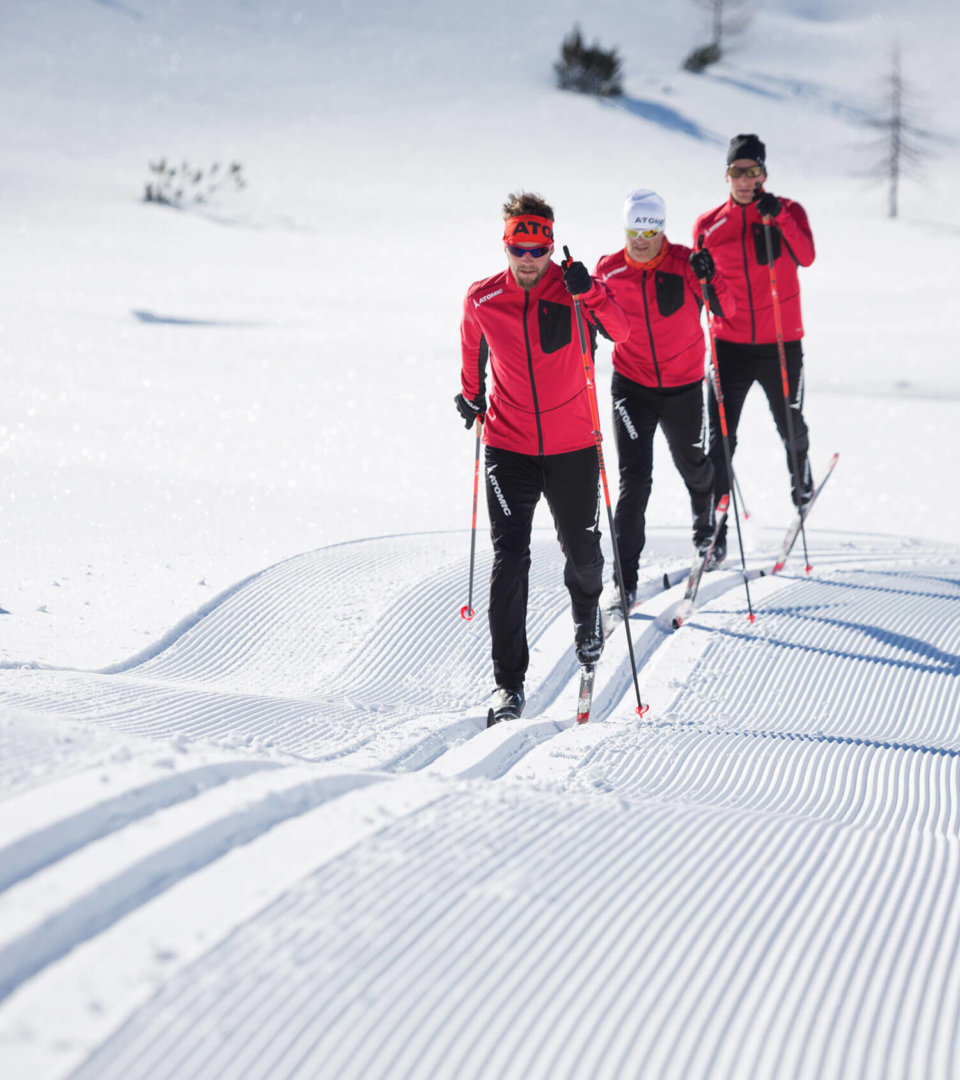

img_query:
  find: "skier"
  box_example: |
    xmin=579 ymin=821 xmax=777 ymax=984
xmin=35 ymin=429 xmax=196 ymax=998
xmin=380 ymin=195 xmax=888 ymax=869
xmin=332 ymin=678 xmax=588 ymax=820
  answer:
xmin=456 ymin=191 xmax=629 ymax=725
xmin=594 ymin=188 xmax=734 ymax=610
xmin=694 ymin=134 xmax=816 ymax=565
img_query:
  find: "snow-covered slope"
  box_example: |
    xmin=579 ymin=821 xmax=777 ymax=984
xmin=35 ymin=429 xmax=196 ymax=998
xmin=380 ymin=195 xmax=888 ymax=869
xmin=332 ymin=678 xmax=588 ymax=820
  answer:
xmin=2 ymin=0 xmax=958 ymax=667
xmin=2 ymin=530 xmax=960 ymax=1078
xmin=2 ymin=0 xmax=960 ymax=1076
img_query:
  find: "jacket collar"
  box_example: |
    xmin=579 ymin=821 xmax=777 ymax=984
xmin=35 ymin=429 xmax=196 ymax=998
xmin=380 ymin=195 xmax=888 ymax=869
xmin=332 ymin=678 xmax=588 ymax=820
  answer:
xmin=624 ymin=238 xmax=671 ymax=272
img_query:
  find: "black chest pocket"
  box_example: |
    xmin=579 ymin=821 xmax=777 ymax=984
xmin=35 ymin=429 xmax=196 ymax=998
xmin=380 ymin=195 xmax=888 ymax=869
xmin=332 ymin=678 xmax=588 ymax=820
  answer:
xmin=538 ymin=299 xmax=572 ymax=354
xmin=752 ymin=223 xmax=781 ymax=265
xmin=655 ymin=271 xmax=685 ymax=318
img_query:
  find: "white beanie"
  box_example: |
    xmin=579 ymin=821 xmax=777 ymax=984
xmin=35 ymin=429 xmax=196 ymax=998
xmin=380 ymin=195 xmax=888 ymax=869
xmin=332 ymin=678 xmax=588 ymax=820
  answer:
xmin=623 ymin=188 xmax=666 ymax=233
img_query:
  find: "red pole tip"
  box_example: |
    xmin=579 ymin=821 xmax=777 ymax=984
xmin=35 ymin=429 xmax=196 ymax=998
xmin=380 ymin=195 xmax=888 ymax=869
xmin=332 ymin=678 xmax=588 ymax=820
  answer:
xmin=460 ymin=605 xmax=475 ymax=620
xmin=637 ymin=704 xmax=650 ymax=718
xmin=805 ymin=564 xmax=813 ymax=574
xmin=748 ymin=613 xmax=756 ymax=624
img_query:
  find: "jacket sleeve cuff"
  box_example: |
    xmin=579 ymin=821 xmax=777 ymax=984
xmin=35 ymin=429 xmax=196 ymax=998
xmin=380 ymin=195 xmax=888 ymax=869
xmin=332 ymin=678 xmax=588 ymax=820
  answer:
xmin=577 ymin=280 xmax=605 ymax=306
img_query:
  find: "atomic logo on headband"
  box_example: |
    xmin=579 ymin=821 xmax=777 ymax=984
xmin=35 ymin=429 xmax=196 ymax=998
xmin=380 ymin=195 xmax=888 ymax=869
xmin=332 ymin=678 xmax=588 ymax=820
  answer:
xmin=503 ymin=215 xmax=554 ymax=245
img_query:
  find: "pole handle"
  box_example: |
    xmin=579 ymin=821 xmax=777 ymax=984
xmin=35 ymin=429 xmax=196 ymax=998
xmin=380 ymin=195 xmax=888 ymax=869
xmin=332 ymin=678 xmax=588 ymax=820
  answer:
xmin=562 ymin=245 xmax=588 ymax=300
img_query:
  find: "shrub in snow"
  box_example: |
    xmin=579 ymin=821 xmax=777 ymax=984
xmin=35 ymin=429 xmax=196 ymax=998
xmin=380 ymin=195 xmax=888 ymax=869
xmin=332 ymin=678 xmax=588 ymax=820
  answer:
xmin=143 ymin=160 xmax=246 ymax=207
xmin=683 ymin=42 xmax=721 ymax=73
xmin=683 ymin=0 xmax=753 ymax=73
xmin=554 ymin=26 xmax=623 ymax=98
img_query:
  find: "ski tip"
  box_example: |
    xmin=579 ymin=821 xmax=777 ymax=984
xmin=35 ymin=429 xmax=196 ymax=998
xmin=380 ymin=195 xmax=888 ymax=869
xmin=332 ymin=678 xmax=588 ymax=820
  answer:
xmin=576 ymin=713 xmax=590 ymax=724
xmin=460 ymin=605 xmax=475 ymax=621
xmin=672 ymin=617 xmax=683 ymax=631
xmin=771 ymin=561 xmax=785 ymax=574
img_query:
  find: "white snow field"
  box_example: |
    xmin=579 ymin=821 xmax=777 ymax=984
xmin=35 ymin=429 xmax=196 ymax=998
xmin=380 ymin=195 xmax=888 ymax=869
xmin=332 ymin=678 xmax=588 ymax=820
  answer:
xmin=2 ymin=0 xmax=960 ymax=1077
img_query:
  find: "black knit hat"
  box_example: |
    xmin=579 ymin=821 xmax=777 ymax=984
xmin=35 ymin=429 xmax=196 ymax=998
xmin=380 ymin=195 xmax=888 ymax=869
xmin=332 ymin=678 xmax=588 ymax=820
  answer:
xmin=727 ymin=133 xmax=766 ymax=167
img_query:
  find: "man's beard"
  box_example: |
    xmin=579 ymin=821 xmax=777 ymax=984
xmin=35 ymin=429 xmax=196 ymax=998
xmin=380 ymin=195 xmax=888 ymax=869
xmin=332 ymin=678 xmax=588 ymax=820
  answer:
xmin=512 ymin=263 xmax=548 ymax=290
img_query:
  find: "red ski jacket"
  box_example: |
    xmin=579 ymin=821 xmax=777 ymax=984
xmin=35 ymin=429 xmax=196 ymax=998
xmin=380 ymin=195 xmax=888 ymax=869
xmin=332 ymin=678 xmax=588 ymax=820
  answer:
xmin=593 ymin=239 xmax=734 ymax=389
xmin=693 ymin=196 xmax=815 ymax=344
xmin=460 ymin=261 xmax=629 ymax=456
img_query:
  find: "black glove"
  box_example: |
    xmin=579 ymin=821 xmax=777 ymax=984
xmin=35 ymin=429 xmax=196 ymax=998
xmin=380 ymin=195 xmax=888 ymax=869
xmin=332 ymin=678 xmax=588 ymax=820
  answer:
xmin=756 ymin=191 xmax=781 ymax=218
xmin=454 ymin=392 xmax=485 ymax=429
xmin=689 ymin=248 xmax=715 ymax=282
xmin=562 ymin=260 xmax=593 ymax=296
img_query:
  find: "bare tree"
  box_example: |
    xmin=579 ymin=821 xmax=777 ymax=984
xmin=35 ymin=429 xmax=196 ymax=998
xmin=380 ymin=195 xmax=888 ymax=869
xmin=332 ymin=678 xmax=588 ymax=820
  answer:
xmin=683 ymin=0 xmax=753 ymax=72
xmin=862 ymin=44 xmax=932 ymax=218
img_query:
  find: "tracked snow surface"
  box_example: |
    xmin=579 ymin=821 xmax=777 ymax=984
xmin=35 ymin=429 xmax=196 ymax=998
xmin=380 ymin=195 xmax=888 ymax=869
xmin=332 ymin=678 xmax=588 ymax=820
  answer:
xmin=3 ymin=530 xmax=960 ymax=1079
xmin=2 ymin=0 xmax=960 ymax=1076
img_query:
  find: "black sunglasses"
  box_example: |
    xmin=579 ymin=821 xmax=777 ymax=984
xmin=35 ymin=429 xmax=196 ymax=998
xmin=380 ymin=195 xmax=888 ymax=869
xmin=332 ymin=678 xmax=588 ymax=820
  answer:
xmin=506 ymin=244 xmax=551 ymax=258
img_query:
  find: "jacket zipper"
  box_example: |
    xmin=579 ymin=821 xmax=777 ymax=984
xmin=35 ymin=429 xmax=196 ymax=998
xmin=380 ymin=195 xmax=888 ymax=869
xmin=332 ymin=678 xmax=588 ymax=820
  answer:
xmin=739 ymin=203 xmax=756 ymax=344
xmin=641 ymin=270 xmax=663 ymax=388
xmin=522 ymin=290 xmax=545 ymax=455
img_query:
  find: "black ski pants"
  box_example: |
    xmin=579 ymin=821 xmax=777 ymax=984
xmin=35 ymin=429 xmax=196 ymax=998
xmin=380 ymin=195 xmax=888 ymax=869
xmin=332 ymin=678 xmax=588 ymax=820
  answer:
xmin=708 ymin=339 xmax=812 ymax=530
xmin=484 ymin=444 xmax=603 ymax=691
xmin=611 ymin=372 xmax=715 ymax=592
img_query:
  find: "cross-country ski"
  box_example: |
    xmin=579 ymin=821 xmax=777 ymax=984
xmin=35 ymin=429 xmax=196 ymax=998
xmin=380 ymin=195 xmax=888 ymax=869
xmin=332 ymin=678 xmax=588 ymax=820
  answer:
xmin=672 ymin=494 xmax=730 ymax=629
xmin=575 ymin=663 xmax=596 ymax=723
xmin=771 ymin=452 xmax=840 ymax=573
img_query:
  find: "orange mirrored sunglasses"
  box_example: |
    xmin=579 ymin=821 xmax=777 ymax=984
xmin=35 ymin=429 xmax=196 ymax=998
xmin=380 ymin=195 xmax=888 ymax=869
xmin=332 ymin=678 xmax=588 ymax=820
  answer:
xmin=727 ymin=164 xmax=765 ymax=179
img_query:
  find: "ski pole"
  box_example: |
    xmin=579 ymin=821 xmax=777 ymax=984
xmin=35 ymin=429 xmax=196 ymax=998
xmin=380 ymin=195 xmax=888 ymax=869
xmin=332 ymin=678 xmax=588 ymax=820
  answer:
xmin=460 ymin=416 xmax=482 ymax=621
xmin=563 ymin=246 xmax=648 ymax=717
xmin=762 ymin=214 xmax=811 ymax=572
xmin=696 ymin=237 xmax=755 ymax=623
xmin=733 ymin=471 xmax=751 ymax=521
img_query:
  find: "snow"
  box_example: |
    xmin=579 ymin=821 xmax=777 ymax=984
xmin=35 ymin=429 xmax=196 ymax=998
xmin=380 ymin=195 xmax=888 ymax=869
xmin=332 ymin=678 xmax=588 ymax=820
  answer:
xmin=1 ymin=0 xmax=960 ymax=1076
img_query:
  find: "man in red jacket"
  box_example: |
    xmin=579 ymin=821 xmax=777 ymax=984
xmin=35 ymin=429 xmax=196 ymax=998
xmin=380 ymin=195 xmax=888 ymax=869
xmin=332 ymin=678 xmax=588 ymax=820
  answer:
xmin=456 ymin=191 xmax=629 ymax=724
xmin=694 ymin=134 xmax=816 ymax=563
xmin=595 ymin=188 xmax=734 ymax=609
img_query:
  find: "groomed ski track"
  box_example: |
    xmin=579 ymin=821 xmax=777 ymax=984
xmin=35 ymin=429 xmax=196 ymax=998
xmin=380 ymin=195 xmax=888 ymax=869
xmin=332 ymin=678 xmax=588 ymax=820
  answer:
xmin=1 ymin=527 xmax=959 ymax=1080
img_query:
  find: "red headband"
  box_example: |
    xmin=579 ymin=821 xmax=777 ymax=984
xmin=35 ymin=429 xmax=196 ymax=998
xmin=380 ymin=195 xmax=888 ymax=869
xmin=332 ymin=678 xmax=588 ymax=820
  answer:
xmin=503 ymin=215 xmax=555 ymax=245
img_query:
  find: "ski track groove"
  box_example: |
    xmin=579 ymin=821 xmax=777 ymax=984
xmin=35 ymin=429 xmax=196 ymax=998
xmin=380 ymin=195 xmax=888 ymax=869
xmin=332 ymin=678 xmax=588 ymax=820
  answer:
xmin=0 ymin=759 xmax=282 ymax=893
xmin=3 ymin=531 xmax=960 ymax=1077
xmin=0 ymin=767 xmax=389 ymax=1004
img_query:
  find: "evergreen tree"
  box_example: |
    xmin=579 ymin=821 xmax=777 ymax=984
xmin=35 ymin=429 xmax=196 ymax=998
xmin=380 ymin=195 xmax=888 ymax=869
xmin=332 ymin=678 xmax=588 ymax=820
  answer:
xmin=554 ymin=26 xmax=623 ymax=98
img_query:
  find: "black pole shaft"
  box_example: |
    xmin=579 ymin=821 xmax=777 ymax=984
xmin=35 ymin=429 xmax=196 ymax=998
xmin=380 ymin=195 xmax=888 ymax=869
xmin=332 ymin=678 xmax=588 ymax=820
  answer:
xmin=563 ymin=249 xmax=646 ymax=715
xmin=701 ymin=274 xmax=755 ymax=622
xmin=466 ymin=421 xmax=481 ymax=614
xmin=460 ymin=419 xmax=482 ymax=621
xmin=762 ymin=217 xmax=810 ymax=569
xmin=707 ymin=358 xmax=755 ymax=622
